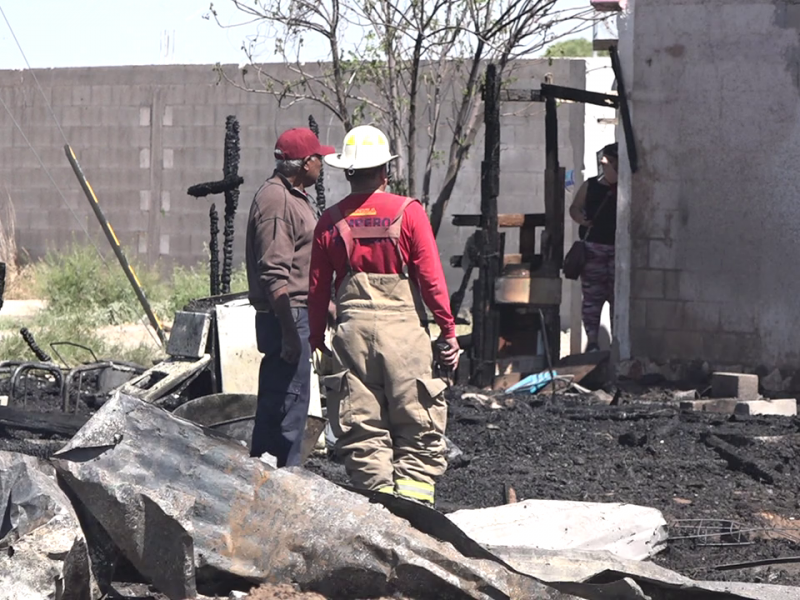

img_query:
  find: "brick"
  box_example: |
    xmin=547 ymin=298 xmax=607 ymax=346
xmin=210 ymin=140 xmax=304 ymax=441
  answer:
xmin=704 ymin=333 xmax=762 ymax=366
xmin=71 ymin=85 xmax=92 ymax=105
xmin=164 ymin=84 xmax=187 ymax=105
xmin=645 ymin=299 xmax=681 ymax=330
xmin=649 ymin=239 xmax=677 ymax=269
xmin=630 ymin=300 xmax=646 ymax=330
xmin=720 ymin=305 xmax=757 ymax=334
xmin=680 ymin=399 xmax=739 ymax=414
xmin=734 ymin=399 xmax=797 ymax=417
xmin=678 ymin=271 xmax=727 ymax=302
xmin=631 ymin=237 xmax=649 ymax=269
xmin=664 ymin=270 xmax=680 ymax=299
xmin=632 ymin=268 xmax=664 ymax=299
xmin=51 ymin=86 xmax=74 ymax=107
xmin=110 ymin=86 xmax=131 ymax=105
xmin=660 ymin=330 xmax=704 ymax=360
xmin=682 ymin=301 xmax=721 ymax=332
xmin=90 ymin=85 xmax=113 ymax=105
xmin=712 ymin=372 xmax=759 ymax=400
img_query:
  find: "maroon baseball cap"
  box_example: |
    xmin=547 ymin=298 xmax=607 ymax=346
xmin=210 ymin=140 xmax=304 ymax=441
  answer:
xmin=274 ymin=128 xmax=335 ymax=160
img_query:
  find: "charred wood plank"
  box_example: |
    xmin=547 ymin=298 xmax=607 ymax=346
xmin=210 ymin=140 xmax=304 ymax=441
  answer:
xmin=452 ymin=214 xmax=546 ymax=228
xmin=702 ymin=433 xmax=775 ymax=484
xmin=540 ymin=83 xmax=619 ymax=108
xmin=451 ymin=254 xmax=524 ymax=269
xmin=609 ymin=46 xmax=639 ymax=173
xmin=0 ymin=406 xmax=88 ymax=436
xmin=499 ymin=88 xmax=543 ymax=103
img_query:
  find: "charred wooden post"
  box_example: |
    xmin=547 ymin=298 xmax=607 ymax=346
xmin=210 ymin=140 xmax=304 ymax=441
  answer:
xmin=221 ymin=116 xmax=241 ymax=294
xmin=209 ymin=204 xmax=220 ymax=297
xmin=541 ymin=95 xmax=564 ymax=361
xmin=471 ymin=64 xmax=503 ymax=388
xmin=187 ymin=116 xmax=244 ymax=296
xmin=308 ymin=114 xmax=327 ymax=214
xmin=0 ymin=261 xmax=5 ymax=311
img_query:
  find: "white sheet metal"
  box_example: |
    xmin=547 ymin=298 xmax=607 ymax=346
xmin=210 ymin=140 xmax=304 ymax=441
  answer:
xmin=447 ymin=499 xmax=668 ymax=561
xmin=215 ymin=299 xmax=322 ymax=418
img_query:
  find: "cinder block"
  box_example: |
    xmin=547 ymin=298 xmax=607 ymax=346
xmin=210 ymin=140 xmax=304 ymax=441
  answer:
xmin=645 ymin=299 xmax=681 ymax=330
xmin=734 ymin=399 xmax=797 ymax=417
xmin=632 ymin=268 xmax=664 ymax=299
xmin=712 ymin=372 xmax=759 ymax=400
xmin=680 ymin=399 xmax=739 ymax=414
xmin=649 ymin=239 xmax=677 ymax=269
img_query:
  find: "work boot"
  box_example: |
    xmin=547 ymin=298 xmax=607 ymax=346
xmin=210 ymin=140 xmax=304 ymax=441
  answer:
xmin=585 ymin=342 xmax=600 ymax=353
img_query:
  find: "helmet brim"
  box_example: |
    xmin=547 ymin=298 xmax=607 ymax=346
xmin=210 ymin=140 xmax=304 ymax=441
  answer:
xmin=323 ymin=153 xmax=398 ymax=170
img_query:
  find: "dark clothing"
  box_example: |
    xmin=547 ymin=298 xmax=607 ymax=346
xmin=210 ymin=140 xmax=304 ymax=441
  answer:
xmin=581 ymin=241 xmax=615 ymax=343
xmin=250 ymin=309 xmax=312 ymax=467
xmin=245 ymin=172 xmax=318 ymax=311
xmin=578 ymin=177 xmax=617 ymax=246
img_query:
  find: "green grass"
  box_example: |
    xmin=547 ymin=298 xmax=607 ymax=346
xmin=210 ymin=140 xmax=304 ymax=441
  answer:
xmin=0 ymin=243 xmax=248 ymax=366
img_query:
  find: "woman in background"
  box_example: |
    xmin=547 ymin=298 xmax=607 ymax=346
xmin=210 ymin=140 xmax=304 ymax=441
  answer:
xmin=568 ymin=143 xmax=618 ymax=353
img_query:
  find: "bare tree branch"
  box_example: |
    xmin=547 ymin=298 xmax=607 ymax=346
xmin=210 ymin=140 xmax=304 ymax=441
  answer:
xmin=214 ymin=0 xmax=604 ymax=235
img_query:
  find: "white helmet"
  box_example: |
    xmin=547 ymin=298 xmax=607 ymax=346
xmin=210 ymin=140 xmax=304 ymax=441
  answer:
xmin=324 ymin=125 xmax=398 ymax=171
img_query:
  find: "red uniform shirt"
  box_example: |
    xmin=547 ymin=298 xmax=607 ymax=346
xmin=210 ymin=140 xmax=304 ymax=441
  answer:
xmin=308 ymin=191 xmax=456 ymax=351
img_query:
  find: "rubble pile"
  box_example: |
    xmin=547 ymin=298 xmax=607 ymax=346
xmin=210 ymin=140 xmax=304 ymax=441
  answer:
xmin=436 ymin=386 xmax=800 ymax=585
xmin=1 ymin=362 xmax=799 ymax=598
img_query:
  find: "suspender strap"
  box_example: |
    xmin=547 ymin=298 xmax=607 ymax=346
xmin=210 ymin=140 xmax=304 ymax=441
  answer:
xmin=330 ymin=204 xmax=355 ymax=270
xmin=330 ymin=197 xmax=419 ymax=271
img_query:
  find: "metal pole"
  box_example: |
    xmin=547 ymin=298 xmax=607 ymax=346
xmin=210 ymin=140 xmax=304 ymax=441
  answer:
xmin=64 ymin=144 xmax=167 ymax=347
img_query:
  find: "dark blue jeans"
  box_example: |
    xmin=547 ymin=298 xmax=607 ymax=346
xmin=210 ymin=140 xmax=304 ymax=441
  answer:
xmin=250 ymin=308 xmax=311 ymax=467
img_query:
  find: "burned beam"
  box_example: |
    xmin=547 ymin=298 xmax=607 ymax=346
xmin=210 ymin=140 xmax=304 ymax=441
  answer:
xmin=540 ymin=94 xmax=564 ymax=360
xmin=451 ymin=254 xmax=524 ymax=269
xmin=452 ymin=213 xmax=547 ymax=228
xmin=0 ymin=405 xmax=88 ymax=437
xmin=499 ymin=88 xmax=543 ymax=103
xmin=609 ymin=46 xmax=639 ymax=173
xmin=186 ymin=175 xmax=244 ymax=198
xmin=703 ymin=433 xmax=776 ymax=485
xmin=540 ymin=83 xmax=619 ymax=109
xmin=472 ymin=64 xmax=503 ymax=388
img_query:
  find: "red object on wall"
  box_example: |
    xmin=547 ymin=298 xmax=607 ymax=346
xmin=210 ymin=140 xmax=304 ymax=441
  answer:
xmin=591 ymin=0 xmax=627 ymax=11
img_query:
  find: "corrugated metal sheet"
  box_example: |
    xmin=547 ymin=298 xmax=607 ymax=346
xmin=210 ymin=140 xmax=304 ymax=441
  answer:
xmin=52 ymin=393 xmax=571 ymax=600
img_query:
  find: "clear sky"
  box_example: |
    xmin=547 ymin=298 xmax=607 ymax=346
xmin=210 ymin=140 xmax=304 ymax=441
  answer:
xmin=0 ymin=0 xmax=592 ymax=70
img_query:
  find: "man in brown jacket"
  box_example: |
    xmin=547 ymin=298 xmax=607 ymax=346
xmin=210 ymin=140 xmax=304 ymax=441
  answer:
xmin=245 ymin=128 xmax=334 ymax=466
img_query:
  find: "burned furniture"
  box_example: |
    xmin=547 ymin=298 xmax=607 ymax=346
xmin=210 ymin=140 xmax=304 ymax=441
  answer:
xmin=453 ymin=53 xmax=635 ymax=388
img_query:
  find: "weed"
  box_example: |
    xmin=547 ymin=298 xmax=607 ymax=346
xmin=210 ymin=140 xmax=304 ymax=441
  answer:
xmin=0 ymin=242 xmax=248 ymax=365
xmin=34 ymin=244 xmax=167 ymax=326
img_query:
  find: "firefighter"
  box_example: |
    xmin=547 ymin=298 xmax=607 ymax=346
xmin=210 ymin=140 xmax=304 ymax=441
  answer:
xmin=308 ymin=125 xmax=460 ymax=505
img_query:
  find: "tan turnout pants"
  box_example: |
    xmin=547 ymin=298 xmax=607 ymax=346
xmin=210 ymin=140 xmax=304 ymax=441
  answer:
xmin=323 ymin=271 xmax=448 ymax=503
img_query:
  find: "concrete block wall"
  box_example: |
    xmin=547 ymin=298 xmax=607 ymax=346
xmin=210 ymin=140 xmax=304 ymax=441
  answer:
xmin=0 ymin=60 xmax=585 ymax=328
xmin=618 ymin=0 xmax=800 ymax=368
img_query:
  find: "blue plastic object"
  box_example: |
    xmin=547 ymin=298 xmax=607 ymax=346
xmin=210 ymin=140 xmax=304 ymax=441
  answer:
xmin=504 ymin=370 xmax=556 ymax=394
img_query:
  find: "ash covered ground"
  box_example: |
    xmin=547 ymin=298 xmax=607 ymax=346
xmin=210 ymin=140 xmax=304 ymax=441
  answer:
xmin=308 ymin=384 xmax=800 ymax=587
xmin=4 ymin=373 xmax=800 ymax=593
